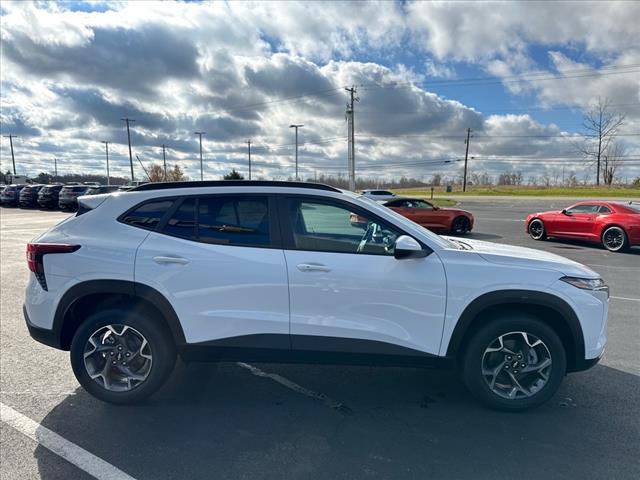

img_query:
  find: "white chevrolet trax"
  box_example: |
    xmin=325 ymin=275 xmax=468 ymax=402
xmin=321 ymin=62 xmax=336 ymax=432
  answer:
xmin=24 ymin=181 xmax=608 ymax=410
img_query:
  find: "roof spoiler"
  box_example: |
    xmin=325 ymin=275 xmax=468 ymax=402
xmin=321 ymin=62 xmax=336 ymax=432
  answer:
xmin=77 ymin=193 xmax=110 ymax=212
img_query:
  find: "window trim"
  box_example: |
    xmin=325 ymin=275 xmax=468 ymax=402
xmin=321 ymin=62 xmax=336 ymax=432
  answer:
xmin=155 ymin=193 xmax=282 ymax=249
xmin=277 ymin=194 xmax=431 ymax=256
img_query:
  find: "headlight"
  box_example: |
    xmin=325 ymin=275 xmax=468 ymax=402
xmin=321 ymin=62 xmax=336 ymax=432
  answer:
xmin=561 ymin=276 xmax=609 ymax=297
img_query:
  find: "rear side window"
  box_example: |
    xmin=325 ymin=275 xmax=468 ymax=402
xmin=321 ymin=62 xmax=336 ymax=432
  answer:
xmin=163 ymin=198 xmax=196 ymax=239
xmin=598 ymin=206 xmax=611 ymax=214
xmin=197 ymin=196 xmax=270 ymax=246
xmin=121 ymin=200 xmax=174 ymax=230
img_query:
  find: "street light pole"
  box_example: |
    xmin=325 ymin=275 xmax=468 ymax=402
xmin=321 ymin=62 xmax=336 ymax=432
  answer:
xmin=194 ymin=132 xmax=205 ymax=181
xmin=289 ymin=124 xmax=304 ymax=180
xmin=120 ymin=118 xmax=135 ymax=183
xmin=101 ymin=141 xmax=110 ymax=185
xmin=3 ymin=134 xmax=17 ymax=175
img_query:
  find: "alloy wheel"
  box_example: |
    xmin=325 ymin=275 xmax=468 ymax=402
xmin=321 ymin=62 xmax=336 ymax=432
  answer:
xmin=529 ymin=220 xmax=545 ymax=240
xmin=481 ymin=331 xmax=552 ymax=400
xmin=83 ymin=324 xmax=153 ymax=392
xmin=453 ymin=217 xmax=470 ymax=234
xmin=602 ymin=227 xmax=625 ymax=251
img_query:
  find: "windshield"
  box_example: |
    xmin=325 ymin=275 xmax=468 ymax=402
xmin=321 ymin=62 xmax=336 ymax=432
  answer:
xmin=356 ymin=195 xmax=457 ymax=249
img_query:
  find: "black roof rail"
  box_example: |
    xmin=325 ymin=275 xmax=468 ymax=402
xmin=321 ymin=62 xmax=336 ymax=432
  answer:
xmin=130 ymin=180 xmax=341 ymax=193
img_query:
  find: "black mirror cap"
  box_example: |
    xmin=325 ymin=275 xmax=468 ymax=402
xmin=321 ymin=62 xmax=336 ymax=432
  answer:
xmin=394 ymin=247 xmax=430 ymax=260
xmin=562 ymin=209 xmax=569 ymax=215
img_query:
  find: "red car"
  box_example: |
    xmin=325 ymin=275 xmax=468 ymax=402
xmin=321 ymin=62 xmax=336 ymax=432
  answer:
xmin=525 ymin=201 xmax=640 ymax=252
xmin=383 ymin=197 xmax=475 ymax=234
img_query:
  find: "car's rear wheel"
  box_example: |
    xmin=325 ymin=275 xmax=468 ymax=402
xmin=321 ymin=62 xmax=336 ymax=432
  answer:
xmin=528 ymin=219 xmax=546 ymax=240
xmin=461 ymin=314 xmax=566 ymax=411
xmin=601 ymin=226 xmax=628 ymax=252
xmin=70 ymin=307 xmax=176 ymax=404
xmin=451 ymin=216 xmax=471 ymax=235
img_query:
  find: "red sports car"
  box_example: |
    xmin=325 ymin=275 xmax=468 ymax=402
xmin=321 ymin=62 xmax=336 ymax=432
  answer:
xmin=525 ymin=201 xmax=640 ymax=252
xmin=383 ymin=197 xmax=475 ymax=234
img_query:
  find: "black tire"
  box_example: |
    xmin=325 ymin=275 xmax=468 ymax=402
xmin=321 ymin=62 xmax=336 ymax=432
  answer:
xmin=528 ymin=219 xmax=547 ymax=240
xmin=70 ymin=307 xmax=176 ymax=404
xmin=601 ymin=226 xmax=629 ymax=252
xmin=461 ymin=314 xmax=566 ymax=411
xmin=451 ymin=216 xmax=471 ymax=235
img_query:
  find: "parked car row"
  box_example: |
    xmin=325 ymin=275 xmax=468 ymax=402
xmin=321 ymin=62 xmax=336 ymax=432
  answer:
xmin=1 ymin=184 xmax=122 ymax=211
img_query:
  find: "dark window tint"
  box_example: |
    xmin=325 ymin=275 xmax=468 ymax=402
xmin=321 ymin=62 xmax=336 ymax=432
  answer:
xmin=163 ymin=198 xmax=196 ymax=239
xmin=122 ymin=200 xmax=174 ymax=230
xmin=287 ymin=199 xmax=399 ymax=255
xmin=598 ymin=206 xmax=611 ymax=214
xmin=197 ymin=196 xmax=270 ymax=246
xmin=567 ymin=204 xmax=599 ymax=213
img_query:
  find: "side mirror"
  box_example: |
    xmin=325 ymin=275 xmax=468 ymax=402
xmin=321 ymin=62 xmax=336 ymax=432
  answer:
xmin=562 ymin=209 xmax=570 ymax=215
xmin=394 ymin=235 xmax=429 ymax=259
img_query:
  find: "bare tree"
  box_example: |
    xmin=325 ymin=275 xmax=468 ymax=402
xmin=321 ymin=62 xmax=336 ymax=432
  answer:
xmin=576 ymin=97 xmax=625 ymax=185
xmin=603 ymin=141 xmax=626 ymax=186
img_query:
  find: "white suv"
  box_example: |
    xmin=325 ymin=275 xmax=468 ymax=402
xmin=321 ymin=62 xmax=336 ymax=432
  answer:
xmin=24 ymin=181 xmax=608 ymax=410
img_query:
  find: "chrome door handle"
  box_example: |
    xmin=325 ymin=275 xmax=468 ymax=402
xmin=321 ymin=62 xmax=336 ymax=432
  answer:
xmin=296 ymin=263 xmax=331 ymax=273
xmin=153 ymin=256 xmax=190 ymax=265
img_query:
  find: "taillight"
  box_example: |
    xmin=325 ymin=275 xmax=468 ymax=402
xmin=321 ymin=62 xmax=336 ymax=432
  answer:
xmin=26 ymin=243 xmax=80 ymax=290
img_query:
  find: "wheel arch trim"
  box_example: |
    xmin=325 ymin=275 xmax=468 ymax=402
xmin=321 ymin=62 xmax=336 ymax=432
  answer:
xmin=53 ymin=279 xmax=186 ymax=350
xmin=445 ymin=289 xmax=585 ymax=367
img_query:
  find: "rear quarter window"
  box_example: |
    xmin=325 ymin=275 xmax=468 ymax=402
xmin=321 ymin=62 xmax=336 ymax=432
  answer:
xmin=120 ymin=200 xmax=175 ymax=230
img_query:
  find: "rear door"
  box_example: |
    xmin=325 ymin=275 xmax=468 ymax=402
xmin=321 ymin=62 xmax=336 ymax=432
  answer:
xmin=134 ymin=194 xmax=290 ymax=346
xmin=280 ymin=195 xmax=447 ymax=356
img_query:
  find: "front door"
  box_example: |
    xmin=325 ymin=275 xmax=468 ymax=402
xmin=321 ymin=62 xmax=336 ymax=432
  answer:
xmin=280 ymin=196 xmax=447 ymax=356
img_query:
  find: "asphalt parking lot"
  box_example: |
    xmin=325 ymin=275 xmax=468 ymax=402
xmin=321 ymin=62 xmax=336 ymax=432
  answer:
xmin=1 ymin=199 xmax=639 ymax=480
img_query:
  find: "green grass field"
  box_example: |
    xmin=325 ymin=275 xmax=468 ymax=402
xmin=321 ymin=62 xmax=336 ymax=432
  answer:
xmin=394 ymin=186 xmax=640 ymax=198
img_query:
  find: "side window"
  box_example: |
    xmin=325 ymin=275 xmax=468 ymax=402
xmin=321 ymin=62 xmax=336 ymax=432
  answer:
xmin=121 ymin=200 xmax=174 ymax=230
xmin=163 ymin=198 xmax=196 ymax=239
xmin=287 ymin=199 xmax=399 ymax=255
xmin=198 ymin=196 xmax=270 ymax=246
xmin=567 ymin=205 xmax=598 ymax=214
xmin=598 ymin=206 xmax=611 ymax=214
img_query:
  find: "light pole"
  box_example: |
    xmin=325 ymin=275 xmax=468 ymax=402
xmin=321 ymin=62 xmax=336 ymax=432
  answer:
xmin=289 ymin=124 xmax=304 ymax=180
xmin=101 ymin=141 xmax=110 ymax=185
xmin=194 ymin=132 xmax=205 ymax=181
xmin=120 ymin=118 xmax=135 ymax=183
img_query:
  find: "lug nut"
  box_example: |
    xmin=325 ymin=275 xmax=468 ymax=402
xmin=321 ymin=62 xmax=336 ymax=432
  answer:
xmin=521 ymin=363 xmax=526 ymax=368
xmin=125 ymin=352 xmax=131 ymax=357
xmin=505 ymin=365 xmax=510 ymax=369
xmin=110 ymin=351 xmax=114 ymax=356
xmin=117 ymin=346 xmax=123 ymax=351
xmin=111 ymin=360 xmax=117 ymax=365
xmin=514 ymin=370 xmax=519 ymax=374
xmin=517 ymin=354 xmax=522 ymax=360
xmin=122 ymin=361 xmax=127 ymax=366
xmin=506 ymin=355 xmax=512 ymax=360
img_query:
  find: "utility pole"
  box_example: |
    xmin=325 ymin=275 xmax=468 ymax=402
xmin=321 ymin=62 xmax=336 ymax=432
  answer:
xmin=194 ymin=132 xmax=205 ymax=181
xmin=101 ymin=141 xmax=110 ymax=185
xmin=289 ymin=125 xmax=303 ymax=180
xmin=53 ymin=157 xmax=58 ymax=181
xmin=3 ymin=134 xmax=17 ymax=174
xmin=345 ymin=86 xmax=359 ymax=191
xmin=161 ymin=144 xmax=168 ymax=180
xmin=247 ymin=140 xmax=252 ymax=180
xmin=462 ymin=128 xmax=472 ymax=193
xmin=121 ymin=118 xmax=135 ymax=183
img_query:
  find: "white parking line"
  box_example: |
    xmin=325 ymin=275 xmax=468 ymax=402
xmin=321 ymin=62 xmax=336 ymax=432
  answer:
xmin=236 ymin=362 xmax=352 ymax=414
xmin=0 ymin=402 xmax=137 ymax=480
xmin=611 ymin=296 xmax=640 ymax=303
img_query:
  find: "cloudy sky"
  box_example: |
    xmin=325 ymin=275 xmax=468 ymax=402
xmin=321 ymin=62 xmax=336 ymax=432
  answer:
xmin=1 ymin=0 xmax=639 ymax=183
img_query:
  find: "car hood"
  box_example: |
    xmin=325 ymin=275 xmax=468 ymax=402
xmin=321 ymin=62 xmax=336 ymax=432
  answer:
xmin=443 ymin=237 xmax=599 ymax=278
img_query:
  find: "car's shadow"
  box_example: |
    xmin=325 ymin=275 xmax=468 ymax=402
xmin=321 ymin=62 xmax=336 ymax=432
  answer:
xmin=34 ymin=362 xmax=639 ymax=480
xmin=546 ymin=237 xmax=640 ymax=255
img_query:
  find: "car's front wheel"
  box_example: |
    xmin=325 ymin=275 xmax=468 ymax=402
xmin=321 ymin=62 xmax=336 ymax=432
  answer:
xmin=528 ymin=219 xmax=547 ymax=240
xmin=451 ymin=216 xmax=471 ymax=235
xmin=601 ymin=226 xmax=628 ymax=252
xmin=461 ymin=314 xmax=566 ymax=411
xmin=70 ymin=307 xmax=176 ymax=404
